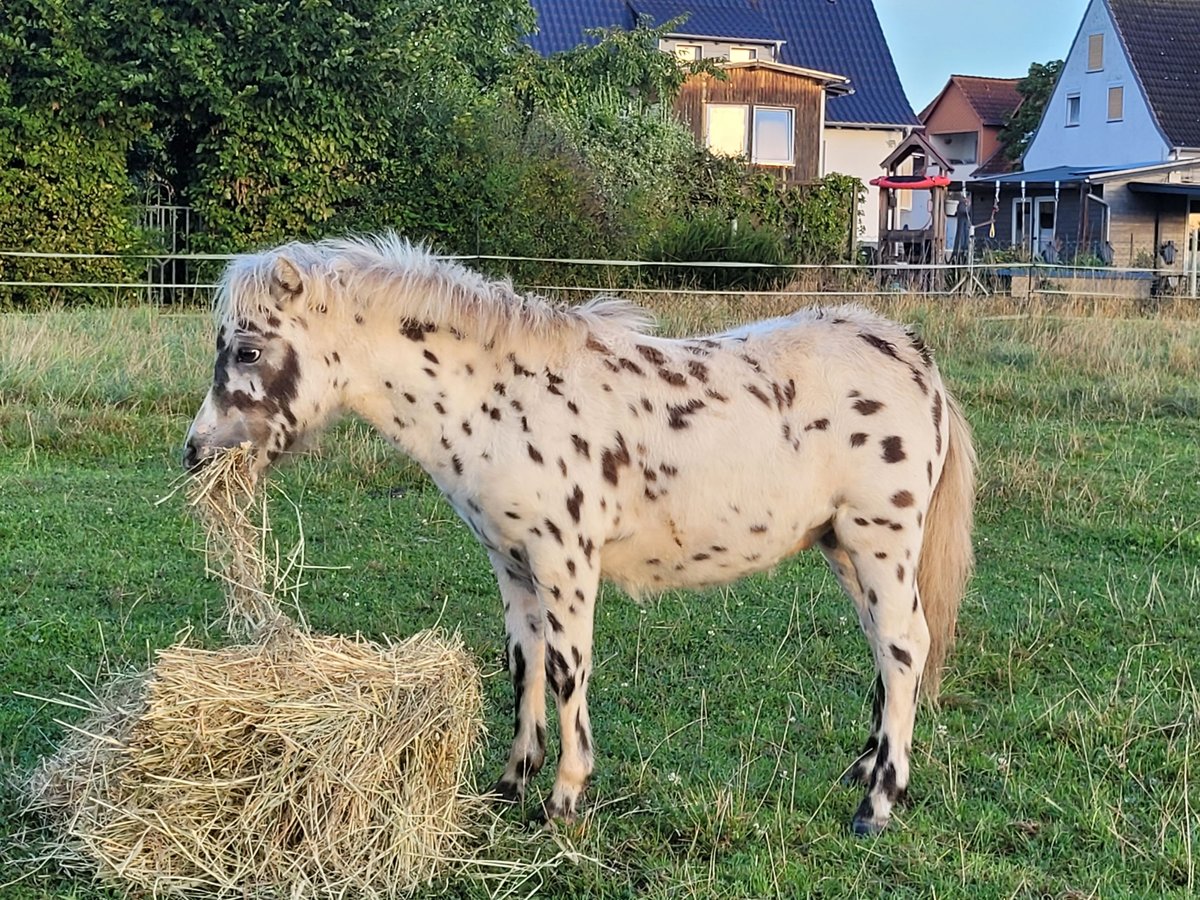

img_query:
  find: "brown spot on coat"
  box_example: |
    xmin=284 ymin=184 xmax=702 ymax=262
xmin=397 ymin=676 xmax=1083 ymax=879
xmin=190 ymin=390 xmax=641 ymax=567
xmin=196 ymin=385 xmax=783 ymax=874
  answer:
xmin=571 ymin=434 xmax=590 ymax=459
xmin=659 ymin=368 xmax=687 ymax=387
xmin=601 ymin=434 xmax=631 ymax=485
xmin=566 ymin=485 xmax=584 ymax=523
xmin=637 ymin=345 xmax=667 ymax=365
xmin=881 ymin=436 xmax=906 ymax=463
xmin=854 ymin=399 xmax=884 ymax=415
xmin=527 ymin=444 xmax=544 ymax=464
xmin=806 ymin=418 xmax=830 ymax=432
xmin=667 ymin=399 xmax=706 ymax=429
xmin=746 ymin=384 xmax=771 ymax=406
xmin=891 ymin=490 xmax=914 ymax=508
xmin=851 ymin=432 xmax=868 ymax=447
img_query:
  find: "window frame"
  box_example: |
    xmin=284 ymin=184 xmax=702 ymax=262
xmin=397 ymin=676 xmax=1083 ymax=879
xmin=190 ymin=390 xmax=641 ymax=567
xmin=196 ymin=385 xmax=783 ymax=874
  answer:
xmin=1066 ymin=93 xmax=1081 ymax=127
xmin=728 ymin=46 xmax=757 ymax=62
xmin=1012 ymin=197 xmax=1033 ymax=249
xmin=750 ymin=105 xmax=795 ymax=166
xmin=1087 ymin=33 xmax=1104 ymax=71
xmin=674 ymin=43 xmax=702 ymax=62
xmin=1107 ymin=85 xmax=1124 ymax=122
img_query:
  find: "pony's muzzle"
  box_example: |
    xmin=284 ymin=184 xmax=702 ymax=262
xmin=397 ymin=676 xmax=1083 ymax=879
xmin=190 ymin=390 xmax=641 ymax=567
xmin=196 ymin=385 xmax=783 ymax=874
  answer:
xmin=183 ymin=418 xmax=251 ymax=471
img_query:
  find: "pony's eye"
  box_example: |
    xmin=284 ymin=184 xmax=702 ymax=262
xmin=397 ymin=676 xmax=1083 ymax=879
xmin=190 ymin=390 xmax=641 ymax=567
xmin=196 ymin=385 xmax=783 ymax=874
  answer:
xmin=235 ymin=347 xmax=261 ymax=365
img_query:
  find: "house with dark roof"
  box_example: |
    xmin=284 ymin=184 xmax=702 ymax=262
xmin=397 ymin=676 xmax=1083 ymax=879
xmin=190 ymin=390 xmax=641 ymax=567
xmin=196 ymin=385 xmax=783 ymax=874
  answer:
xmin=964 ymin=0 xmax=1200 ymax=277
xmin=526 ymin=0 xmax=918 ymax=243
xmin=918 ymin=76 xmax=1022 ymax=181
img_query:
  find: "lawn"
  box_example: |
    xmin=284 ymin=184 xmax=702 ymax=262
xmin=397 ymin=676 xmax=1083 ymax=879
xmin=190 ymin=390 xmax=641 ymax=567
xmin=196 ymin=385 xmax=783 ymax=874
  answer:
xmin=1 ymin=298 xmax=1198 ymax=898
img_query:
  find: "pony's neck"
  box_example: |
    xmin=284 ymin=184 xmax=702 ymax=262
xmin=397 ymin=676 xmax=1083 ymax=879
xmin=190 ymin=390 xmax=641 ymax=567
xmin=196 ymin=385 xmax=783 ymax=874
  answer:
xmin=339 ymin=302 xmax=559 ymax=478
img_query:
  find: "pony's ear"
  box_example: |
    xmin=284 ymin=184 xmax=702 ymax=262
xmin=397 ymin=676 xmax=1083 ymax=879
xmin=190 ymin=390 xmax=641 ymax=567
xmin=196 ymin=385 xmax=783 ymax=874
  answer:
xmin=269 ymin=257 xmax=305 ymax=306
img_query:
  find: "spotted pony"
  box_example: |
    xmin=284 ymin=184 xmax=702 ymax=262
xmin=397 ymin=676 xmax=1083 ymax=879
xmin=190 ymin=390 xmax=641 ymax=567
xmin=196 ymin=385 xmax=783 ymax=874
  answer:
xmin=184 ymin=235 xmax=976 ymax=835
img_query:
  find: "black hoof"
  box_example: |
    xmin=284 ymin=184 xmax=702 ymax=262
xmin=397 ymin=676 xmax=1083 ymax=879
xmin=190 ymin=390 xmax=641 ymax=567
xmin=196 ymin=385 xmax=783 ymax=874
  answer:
xmin=850 ymin=796 xmax=887 ymax=836
xmin=488 ymin=779 xmax=522 ymax=804
xmin=851 ymin=815 xmax=887 ymax=836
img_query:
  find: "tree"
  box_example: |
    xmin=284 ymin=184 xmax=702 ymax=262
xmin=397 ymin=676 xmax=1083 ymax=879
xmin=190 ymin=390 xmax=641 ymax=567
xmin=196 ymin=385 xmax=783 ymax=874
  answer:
xmin=998 ymin=59 xmax=1065 ymax=166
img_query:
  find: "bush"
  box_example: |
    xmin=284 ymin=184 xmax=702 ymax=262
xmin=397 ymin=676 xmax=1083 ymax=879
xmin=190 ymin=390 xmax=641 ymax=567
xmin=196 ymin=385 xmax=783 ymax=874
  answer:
xmin=644 ymin=211 xmax=790 ymax=291
xmin=0 ymin=113 xmax=146 ymax=309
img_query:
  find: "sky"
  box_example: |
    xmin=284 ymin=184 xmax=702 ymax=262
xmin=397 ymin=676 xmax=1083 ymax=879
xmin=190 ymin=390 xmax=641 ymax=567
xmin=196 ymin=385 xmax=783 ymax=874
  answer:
xmin=874 ymin=0 xmax=1091 ymax=112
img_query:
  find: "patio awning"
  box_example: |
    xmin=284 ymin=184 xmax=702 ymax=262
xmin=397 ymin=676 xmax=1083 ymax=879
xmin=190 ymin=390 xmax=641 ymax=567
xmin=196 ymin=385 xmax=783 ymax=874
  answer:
xmin=1127 ymin=181 xmax=1200 ymax=198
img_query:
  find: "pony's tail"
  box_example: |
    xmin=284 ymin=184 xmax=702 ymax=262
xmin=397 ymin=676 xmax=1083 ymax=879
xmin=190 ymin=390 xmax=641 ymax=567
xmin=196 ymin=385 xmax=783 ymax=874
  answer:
xmin=918 ymin=392 xmax=977 ymax=701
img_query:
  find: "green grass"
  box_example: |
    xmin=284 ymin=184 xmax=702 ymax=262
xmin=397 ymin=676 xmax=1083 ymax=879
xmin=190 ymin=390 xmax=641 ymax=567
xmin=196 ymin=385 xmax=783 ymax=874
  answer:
xmin=1 ymin=302 xmax=1199 ymax=898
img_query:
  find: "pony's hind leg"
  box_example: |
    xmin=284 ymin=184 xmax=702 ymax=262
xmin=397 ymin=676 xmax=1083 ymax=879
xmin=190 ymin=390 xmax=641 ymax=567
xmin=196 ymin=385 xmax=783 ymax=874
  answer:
xmin=487 ymin=552 xmax=548 ymax=803
xmin=819 ymin=534 xmax=884 ymax=787
xmin=829 ymin=509 xmax=931 ymax=835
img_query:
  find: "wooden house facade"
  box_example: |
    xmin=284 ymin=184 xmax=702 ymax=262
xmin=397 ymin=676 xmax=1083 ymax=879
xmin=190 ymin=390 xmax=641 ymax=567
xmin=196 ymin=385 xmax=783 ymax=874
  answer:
xmin=674 ymin=61 xmax=847 ymax=183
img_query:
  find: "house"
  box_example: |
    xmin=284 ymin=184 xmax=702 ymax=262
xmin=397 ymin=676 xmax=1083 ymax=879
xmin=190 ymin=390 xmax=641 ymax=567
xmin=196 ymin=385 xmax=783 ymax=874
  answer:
xmin=755 ymin=0 xmax=920 ymax=244
xmin=526 ymin=0 xmax=918 ymax=243
xmin=965 ymin=0 xmax=1200 ymax=277
xmin=674 ymin=61 xmax=850 ymax=183
xmin=918 ymin=75 xmax=1023 ymax=182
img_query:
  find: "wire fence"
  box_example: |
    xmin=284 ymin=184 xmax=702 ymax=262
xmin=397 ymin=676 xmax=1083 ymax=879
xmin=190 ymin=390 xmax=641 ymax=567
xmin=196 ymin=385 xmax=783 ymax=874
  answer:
xmin=3 ymin=248 xmax=1200 ymax=309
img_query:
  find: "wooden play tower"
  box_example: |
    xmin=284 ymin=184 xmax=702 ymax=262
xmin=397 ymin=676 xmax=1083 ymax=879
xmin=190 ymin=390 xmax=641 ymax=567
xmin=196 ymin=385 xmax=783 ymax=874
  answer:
xmin=871 ymin=132 xmax=953 ymax=266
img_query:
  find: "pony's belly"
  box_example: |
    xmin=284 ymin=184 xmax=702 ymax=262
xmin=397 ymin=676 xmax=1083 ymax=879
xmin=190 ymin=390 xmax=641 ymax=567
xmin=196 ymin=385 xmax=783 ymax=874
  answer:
xmin=600 ymin=516 xmax=825 ymax=594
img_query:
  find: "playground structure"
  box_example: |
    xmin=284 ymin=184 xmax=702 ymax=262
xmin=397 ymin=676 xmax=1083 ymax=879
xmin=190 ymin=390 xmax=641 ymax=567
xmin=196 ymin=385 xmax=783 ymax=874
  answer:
xmin=871 ymin=132 xmax=953 ymax=268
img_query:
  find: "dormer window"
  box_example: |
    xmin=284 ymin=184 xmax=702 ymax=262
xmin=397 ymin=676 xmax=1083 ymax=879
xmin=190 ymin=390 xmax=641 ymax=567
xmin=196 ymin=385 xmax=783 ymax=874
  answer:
xmin=1088 ymin=33 xmax=1104 ymax=71
xmin=675 ymin=44 xmax=702 ymax=62
xmin=729 ymin=47 xmax=757 ymax=62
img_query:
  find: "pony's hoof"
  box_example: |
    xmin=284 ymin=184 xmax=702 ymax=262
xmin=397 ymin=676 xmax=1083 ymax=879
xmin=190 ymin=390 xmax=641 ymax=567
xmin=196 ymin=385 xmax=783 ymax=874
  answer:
xmin=850 ymin=796 xmax=889 ymax=835
xmin=487 ymin=779 xmax=522 ymax=804
xmin=540 ymin=794 xmax=578 ymax=825
xmin=850 ymin=814 xmax=888 ymax=836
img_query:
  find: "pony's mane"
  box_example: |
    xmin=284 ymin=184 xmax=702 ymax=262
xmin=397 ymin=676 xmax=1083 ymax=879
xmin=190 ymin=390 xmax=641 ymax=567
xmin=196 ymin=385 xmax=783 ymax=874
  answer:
xmin=215 ymin=234 xmax=656 ymax=345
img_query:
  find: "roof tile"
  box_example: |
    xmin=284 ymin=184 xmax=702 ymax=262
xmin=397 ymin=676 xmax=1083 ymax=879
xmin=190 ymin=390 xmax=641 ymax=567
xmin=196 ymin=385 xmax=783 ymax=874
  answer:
xmin=527 ymin=0 xmax=917 ymax=127
xmin=1109 ymin=0 xmax=1200 ymax=148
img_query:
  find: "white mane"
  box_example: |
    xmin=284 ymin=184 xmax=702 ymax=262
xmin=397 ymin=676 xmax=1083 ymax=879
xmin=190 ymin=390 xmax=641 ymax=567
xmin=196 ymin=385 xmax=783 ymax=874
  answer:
xmin=215 ymin=234 xmax=656 ymax=345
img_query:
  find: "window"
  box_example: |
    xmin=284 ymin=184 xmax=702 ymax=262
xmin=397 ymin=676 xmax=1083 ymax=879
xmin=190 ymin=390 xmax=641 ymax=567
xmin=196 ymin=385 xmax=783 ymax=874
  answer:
xmin=1013 ymin=198 xmax=1033 ymax=248
xmin=751 ymin=107 xmax=794 ymax=165
xmin=706 ymin=104 xmax=749 ymax=158
xmin=1108 ymin=85 xmax=1124 ymax=121
xmin=675 ymin=43 xmax=701 ymax=62
xmin=728 ymin=46 xmax=756 ymax=62
xmin=1066 ymin=93 xmax=1081 ymax=126
xmin=1088 ymin=33 xmax=1104 ymax=71
xmin=704 ymin=104 xmax=795 ymax=166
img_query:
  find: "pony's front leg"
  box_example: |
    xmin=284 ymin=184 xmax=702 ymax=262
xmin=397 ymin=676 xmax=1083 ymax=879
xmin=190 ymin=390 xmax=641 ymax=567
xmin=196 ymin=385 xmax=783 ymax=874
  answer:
xmin=534 ymin=554 xmax=601 ymax=823
xmin=487 ymin=552 xmax=547 ymax=803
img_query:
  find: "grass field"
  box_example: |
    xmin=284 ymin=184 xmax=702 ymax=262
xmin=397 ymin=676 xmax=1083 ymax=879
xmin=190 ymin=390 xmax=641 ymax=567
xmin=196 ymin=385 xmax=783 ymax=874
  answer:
xmin=1 ymin=297 xmax=1199 ymax=898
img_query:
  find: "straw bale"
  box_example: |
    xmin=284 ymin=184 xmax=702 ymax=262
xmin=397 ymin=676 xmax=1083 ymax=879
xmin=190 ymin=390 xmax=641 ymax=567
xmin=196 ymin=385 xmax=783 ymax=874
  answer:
xmin=29 ymin=629 xmax=485 ymax=897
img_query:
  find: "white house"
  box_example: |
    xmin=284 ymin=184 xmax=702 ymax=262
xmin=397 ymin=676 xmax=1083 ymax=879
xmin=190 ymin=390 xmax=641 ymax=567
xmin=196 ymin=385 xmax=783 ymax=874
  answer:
xmin=1023 ymin=0 xmax=1200 ymax=170
xmin=965 ymin=0 xmax=1200 ymax=271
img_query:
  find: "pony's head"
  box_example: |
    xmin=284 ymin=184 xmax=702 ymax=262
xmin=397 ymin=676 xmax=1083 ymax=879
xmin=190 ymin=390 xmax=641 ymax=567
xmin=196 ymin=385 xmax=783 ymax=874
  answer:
xmin=184 ymin=247 xmax=337 ymax=472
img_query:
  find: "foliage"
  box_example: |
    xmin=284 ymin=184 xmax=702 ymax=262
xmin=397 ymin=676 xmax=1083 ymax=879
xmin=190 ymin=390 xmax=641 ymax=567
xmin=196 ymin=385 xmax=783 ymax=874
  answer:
xmin=643 ymin=210 xmax=789 ymax=290
xmin=998 ymin=59 xmax=1065 ymax=165
xmin=0 ymin=0 xmax=149 ymax=308
xmin=0 ymin=0 xmax=860 ymax=293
